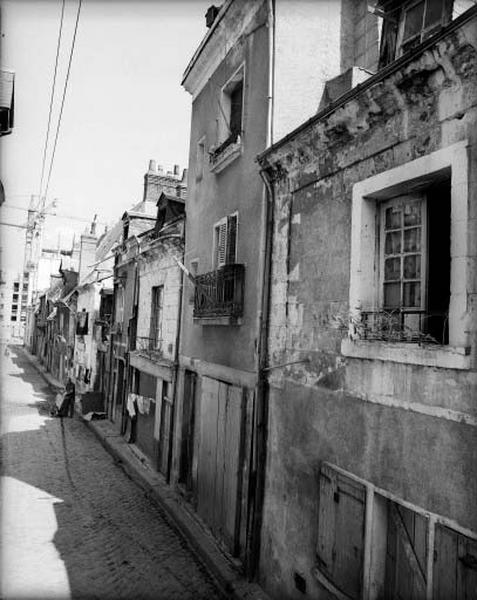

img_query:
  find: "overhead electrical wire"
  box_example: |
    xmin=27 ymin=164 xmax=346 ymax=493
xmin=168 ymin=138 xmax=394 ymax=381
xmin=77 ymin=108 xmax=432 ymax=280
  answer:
xmin=43 ymin=0 xmax=83 ymax=201
xmin=38 ymin=0 xmax=66 ymax=200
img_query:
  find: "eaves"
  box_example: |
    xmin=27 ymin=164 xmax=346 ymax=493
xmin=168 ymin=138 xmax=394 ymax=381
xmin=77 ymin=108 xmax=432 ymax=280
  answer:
xmin=257 ymin=5 xmax=477 ymax=164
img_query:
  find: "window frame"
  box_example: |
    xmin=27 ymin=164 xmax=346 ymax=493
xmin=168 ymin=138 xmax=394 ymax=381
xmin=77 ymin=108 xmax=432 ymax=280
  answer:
xmin=149 ymin=285 xmax=164 ymax=351
xmin=379 ymin=194 xmax=427 ymax=314
xmin=397 ymin=0 xmax=449 ymax=56
xmin=218 ymin=63 xmax=245 ymax=147
xmin=212 ymin=212 xmax=238 ymax=269
xmin=314 ymin=462 xmax=477 ymax=600
xmin=342 ymin=140 xmax=470 ymax=369
xmin=196 ymin=135 xmax=206 ymax=182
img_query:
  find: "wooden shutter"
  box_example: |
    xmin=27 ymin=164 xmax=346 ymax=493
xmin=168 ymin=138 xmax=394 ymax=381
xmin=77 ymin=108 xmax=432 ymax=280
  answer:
xmin=215 ymin=222 xmax=227 ymax=268
xmin=433 ymin=524 xmax=477 ymax=600
xmin=316 ymin=465 xmax=366 ymax=599
xmin=384 ymin=502 xmax=428 ymax=599
xmin=229 ymin=80 xmax=243 ymax=138
xmin=226 ymin=214 xmax=237 ymax=265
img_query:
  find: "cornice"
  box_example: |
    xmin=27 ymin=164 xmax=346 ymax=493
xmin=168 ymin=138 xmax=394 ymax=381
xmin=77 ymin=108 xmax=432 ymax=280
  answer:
xmin=182 ymin=0 xmax=267 ymax=100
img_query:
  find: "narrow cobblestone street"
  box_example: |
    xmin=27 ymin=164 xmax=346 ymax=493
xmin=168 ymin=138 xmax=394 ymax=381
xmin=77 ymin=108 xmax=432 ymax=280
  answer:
xmin=1 ymin=346 xmax=225 ymax=600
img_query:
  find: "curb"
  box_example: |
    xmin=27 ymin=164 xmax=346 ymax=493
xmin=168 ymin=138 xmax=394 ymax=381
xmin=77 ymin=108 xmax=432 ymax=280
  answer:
xmin=20 ymin=347 xmax=271 ymax=600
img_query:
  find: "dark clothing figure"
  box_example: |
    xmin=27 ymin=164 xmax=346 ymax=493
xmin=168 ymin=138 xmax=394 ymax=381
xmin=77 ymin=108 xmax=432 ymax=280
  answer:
xmin=58 ymin=379 xmax=75 ymax=417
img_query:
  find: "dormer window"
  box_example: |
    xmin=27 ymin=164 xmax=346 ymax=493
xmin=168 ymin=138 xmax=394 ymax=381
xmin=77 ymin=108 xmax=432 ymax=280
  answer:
xmin=378 ymin=0 xmax=455 ymax=67
xmin=399 ymin=0 xmax=449 ymax=54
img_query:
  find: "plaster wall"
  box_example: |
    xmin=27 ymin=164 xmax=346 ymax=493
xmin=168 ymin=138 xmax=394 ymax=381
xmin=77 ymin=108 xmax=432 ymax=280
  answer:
xmin=259 ymin=16 xmax=477 ymax=599
xmin=74 ymin=284 xmax=100 ymax=393
xmin=137 ymin=244 xmax=182 ymax=362
xmin=181 ymin=4 xmax=269 ymax=374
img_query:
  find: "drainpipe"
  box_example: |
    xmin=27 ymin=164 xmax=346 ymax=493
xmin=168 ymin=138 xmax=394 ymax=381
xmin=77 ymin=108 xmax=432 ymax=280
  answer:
xmin=167 ymin=229 xmax=185 ymax=485
xmin=247 ymin=0 xmax=275 ymax=577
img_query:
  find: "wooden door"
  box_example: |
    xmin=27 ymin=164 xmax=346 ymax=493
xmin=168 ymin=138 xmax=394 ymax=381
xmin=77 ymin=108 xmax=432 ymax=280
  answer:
xmin=197 ymin=377 xmax=246 ymax=556
xmin=179 ymin=370 xmax=196 ymax=492
xmin=433 ymin=524 xmax=477 ymax=600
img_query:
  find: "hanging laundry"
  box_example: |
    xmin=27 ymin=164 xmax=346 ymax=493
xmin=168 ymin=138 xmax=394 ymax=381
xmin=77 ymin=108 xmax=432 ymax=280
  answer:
xmin=127 ymin=393 xmax=137 ymax=418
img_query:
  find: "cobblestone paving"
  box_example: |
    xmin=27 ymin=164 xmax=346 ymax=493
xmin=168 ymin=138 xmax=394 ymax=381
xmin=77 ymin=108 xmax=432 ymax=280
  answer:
xmin=1 ymin=346 xmax=225 ymax=600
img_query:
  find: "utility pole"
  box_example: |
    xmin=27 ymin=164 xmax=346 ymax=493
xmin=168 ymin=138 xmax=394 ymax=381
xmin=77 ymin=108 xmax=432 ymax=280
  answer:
xmin=23 ymin=194 xmax=58 ymax=305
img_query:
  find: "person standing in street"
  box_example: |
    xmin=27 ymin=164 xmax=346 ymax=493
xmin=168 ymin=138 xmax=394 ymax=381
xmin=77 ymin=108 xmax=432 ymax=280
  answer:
xmin=58 ymin=377 xmax=75 ymax=417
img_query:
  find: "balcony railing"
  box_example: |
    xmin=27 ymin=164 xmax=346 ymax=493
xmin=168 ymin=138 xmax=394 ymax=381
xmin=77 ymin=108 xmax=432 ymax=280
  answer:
xmin=193 ymin=264 xmax=245 ymax=319
xmin=358 ymin=310 xmax=448 ymax=345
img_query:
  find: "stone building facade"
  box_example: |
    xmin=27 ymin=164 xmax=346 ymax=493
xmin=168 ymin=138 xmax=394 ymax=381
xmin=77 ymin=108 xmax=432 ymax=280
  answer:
xmin=257 ymin=4 xmax=477 ymax=598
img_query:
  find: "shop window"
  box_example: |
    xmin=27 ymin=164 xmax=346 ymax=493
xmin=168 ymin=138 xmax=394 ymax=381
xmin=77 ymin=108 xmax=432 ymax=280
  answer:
xmin=214 ymin=213 xmax=238 ymax=269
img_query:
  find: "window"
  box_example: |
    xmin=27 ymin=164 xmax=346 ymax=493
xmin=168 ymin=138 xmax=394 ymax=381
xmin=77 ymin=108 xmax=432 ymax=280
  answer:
xmin=314 ymin=464 xmax=477 ymax=600
xmin=196 ymin=136 xmax=206 ymax=181
xmin=378 ymin=0 xmax=453 ymax=66
xmin=214 ymin=213 xmax=237 ymax=268
xmin=343 ymin=141 xmax=469 ymax=369
xmin=22 ymin=283 xmax=28 ymax=291
xmin=399 ymin=0 xmax=449 ymax=54
xmin=149 ymin=285 xmax=163 ymax=350
xmin=13 ymin=283 xmax=19 ymax=292
xmin=12 ymin=294 xmax=18 ymax=302
xmin=218 ymin=66 xmax=244 ymax=148
xmin=11 ymin=316 xmax=16 ymax=321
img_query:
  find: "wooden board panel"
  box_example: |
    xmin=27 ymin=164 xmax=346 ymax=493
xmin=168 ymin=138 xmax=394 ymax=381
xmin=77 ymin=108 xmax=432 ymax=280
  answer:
xmin=239 ymin=388 xmax=253 ymax=560
xmin=434 ymin=524 xmax=477 ymax=600
xmin=197 ymin=376 xmax=219 ymax=528
xmin=223 ymin=384 xmax=243 ymax=553
xmin=214 ymin=382 xmax=228 ymax=537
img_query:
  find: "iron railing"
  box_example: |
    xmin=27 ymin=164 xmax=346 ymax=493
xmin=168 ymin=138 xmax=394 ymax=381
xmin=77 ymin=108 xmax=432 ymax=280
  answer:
xmin=134 ymin=335 xmax=163 ymax=353
xmin=194 ymin=264 xmax=245 ymax=319
xmin=357 ymin=310 xmax=448 ymax=345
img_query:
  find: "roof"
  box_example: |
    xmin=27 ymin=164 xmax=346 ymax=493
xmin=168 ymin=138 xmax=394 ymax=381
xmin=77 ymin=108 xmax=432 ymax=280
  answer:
xmin=182 ymin=1 xmax=230 ymax=86
xmin=157 ymin=192 xmax=185 ymax=207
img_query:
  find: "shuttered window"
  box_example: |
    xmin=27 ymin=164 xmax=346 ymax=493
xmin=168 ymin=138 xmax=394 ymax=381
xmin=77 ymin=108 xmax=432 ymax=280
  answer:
xmin=316 ymin=464 xmax=366 ymax=599
xmin=214 ymin=214 xmax=238 ymax=268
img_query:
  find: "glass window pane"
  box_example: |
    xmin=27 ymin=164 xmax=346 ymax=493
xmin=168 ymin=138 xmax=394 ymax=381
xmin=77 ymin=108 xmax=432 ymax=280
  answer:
xmin=424 ymin=0 xmax=443 ymax=28
xmin=385 ymin=231 xmax=402 ymax=255
xmin=404 ymin=2 xmax=425 ymax=40
xmin=404 ymin=227 xmax=421 ymax=252
xmin=385 ymin=206 xmax=401 ymax=229
xmin=403 ymin=255 xmax=421 ymax=279
xmin=385 ymin=257 xmax=401 ymax=281
xmin=403 ymin=282 xmax=421 ymax=307
xmin=403 ymin=203 xmax=421 ymax=226
xmin=384 ymin=282 xmax=401 ymax=308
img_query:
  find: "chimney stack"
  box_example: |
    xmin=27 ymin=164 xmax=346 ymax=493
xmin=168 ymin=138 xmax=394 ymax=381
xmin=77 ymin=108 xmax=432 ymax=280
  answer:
xmin=205 ymin=5 xmax=220 ymax=28
xmin=78 ymin=232 xmax=97 ymax=282
xmin=173 ymin=164 xmax=180 ymax=176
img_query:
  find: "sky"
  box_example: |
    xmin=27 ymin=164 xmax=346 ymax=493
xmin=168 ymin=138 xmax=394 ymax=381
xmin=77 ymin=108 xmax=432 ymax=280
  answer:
xmin=0 ymin=0 xmax=211 ymax=271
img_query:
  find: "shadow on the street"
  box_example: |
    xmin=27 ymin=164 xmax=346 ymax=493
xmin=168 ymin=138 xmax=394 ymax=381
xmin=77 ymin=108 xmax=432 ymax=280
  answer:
xmin=1 ymin=345 xmax=223 ymax=600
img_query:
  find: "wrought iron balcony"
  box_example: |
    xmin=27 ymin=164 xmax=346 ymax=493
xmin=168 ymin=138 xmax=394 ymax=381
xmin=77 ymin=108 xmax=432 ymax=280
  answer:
xmin=193 ymin=264 xmax=245 ymax=320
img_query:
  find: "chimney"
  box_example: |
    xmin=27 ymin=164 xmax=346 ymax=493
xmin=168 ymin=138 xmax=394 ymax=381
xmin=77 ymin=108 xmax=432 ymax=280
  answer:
xmin=205 ymin=5 xmax=220 ymax=28
xmin=78 ymin=232 xmax=97 ymax=282
xmin=181 ymin=168 xmax=188 ymax=183
xmin=173 ymin=164 xmax=180 ymax=176
xmin=148 ymin=159 xmax=156 ymax=172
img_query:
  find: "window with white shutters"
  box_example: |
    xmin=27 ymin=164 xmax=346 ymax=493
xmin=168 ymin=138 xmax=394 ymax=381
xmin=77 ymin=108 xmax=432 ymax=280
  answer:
xmin=214 ymin=213 xmax=238 ymax=269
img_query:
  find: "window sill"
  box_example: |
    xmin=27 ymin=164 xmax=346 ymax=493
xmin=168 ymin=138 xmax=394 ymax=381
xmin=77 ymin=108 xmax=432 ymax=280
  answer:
xmin=193 ymin=316 xmax=242 ymax=327
xmin=209 ymin=139 xmax=242 ymax=174
xmin=341 ymin=338 xmax=471 ymax=370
